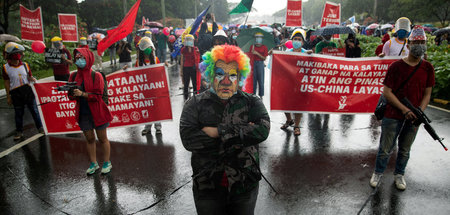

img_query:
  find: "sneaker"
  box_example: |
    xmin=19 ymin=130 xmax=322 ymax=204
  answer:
xmin=369 ymin=172 xmax=383 ymax=188
xmin=394 ymin=174 xmax=407 ymax=190
xmin=13 ymin=131 xmax=23 ymax=141
xmin=155 ymin=123 xmax=162 ymax=134
xmin=86 ymin=162 xmax=99 ymax=175
xmin=141 ymin=129 xmax=150 ymax=136
xmin=101 ymin=161 xmax=112 ymax=174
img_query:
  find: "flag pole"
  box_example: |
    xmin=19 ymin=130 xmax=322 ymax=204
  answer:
xmin=243 ymin=9 xmax=251 ymax=26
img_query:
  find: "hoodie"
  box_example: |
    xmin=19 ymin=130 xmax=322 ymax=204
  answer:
xmin=68 ymin=48 xmax=112 ymax=127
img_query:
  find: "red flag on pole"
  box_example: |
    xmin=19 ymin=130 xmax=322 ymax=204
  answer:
xmin=97 ymin=0 xmax=141 ymax=55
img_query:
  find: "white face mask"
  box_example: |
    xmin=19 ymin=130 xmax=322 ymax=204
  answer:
xmin=255 ymin=38 xmax=263 ymax=44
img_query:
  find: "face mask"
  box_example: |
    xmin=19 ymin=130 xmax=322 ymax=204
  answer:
xmin=255 ymin=38 xmax=263 ymax=44
xmin=80 ymin=41 xmax=87 ymax=45
xmin=75 ymin=58 xmax=86 ymax=68
xmin=185 ymin=41 xmax=194 ymax=47
xmin=144 ymin=47 xmax=153 ymax=56
xmin=409 ymin=44 xmax=427 ymax=57
xmin=10 ymin=53 xmax=22 ymax=60
xmin=232 ymin=35 xmax=237 ymax=40
xmin=53 ymin=42 xmax=62 ymax=49
xmin=397 ymin=30 xmax=408 ymax=39
xmin=292 ymin=41 xmax=303 ymax=49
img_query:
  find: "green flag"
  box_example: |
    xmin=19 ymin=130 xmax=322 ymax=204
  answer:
xmin=229 ymin=0 xmax=254 ymax=15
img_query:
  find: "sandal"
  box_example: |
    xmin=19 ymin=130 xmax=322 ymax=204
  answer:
xmin=294 ymin=126 xmax=301 ymax=136
xmin=280 ymin=120 xmax=294 ymax=129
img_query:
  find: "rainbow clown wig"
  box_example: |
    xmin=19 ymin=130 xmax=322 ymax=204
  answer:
xmin=200 ymin=45 xmax=250 ymax=87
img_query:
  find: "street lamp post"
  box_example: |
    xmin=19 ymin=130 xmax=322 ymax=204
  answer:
xmin=161 ymin=0 xmax=166 ymax=26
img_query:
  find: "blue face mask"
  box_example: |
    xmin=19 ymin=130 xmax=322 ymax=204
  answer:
xmin=232 ymin=35 xmax=237 ymax=40
xmin=292 ymin=40 xmax=303 ymax=49
xmin=75 ymin=58 xmax=86 ymax=68
xmin=397 ymin=30 xmax=408 ymax=39
xmin=255 ymin=38 xmax=263 ymax=44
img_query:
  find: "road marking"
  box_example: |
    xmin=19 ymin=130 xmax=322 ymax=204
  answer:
xmin=0 ymin=133 xmax=44 ymax=159
xmin=429 ymin=105 xmax=450 ymax=113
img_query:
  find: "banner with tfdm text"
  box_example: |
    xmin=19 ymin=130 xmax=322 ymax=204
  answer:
xmin=270 ymin=51 xmax=400 ymax=113
xmin=58 ymin=14 xmax=78 ymax=42
xmin=32 ymin=64 xmax=172 ymax=134
xmin=285 ymin=0 xmax=302 ymax=27
xmin=19 ymin=5 xmax=44 ymax=41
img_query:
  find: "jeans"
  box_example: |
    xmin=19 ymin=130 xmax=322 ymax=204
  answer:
xmin=253 ymin=61 xmax=265 ymax=97
xmin=157 ymin=48 xmax=166 ymax=63
xmin=183 ymin=66 xmax=197 ymax=100
xmin=14 ymin=98 xmax=42 ymax=132
xmin=193 ymin=183 xmax=259 ymax=215
xmin=109 ymin=48 xmax=116 ymax=64
xmin=374 ymin=118 xmax=419 ymax=175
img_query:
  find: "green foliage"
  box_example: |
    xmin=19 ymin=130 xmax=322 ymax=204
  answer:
xmin=428 ymin=40 xmax=450 ymax=100
xmin=357 ymin=35 xmax=381 ymax=57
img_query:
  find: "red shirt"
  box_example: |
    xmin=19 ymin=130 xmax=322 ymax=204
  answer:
xmin=51 ymin=48 xmax=72 ymax=75
xmin=383 ymin=59 xmax=435 ymax=120
xmin=250 ymin=44 xmax=268 ymax=61
xmin=181 ymin=46 xmax=199 ymax=67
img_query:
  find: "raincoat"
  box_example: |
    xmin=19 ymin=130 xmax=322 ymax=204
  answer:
xmin=68 ymin=48 xmax=112 ymax=127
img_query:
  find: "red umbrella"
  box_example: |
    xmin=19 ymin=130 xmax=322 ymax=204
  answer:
xmin=145 ymin=21 xmax=163 ymax=28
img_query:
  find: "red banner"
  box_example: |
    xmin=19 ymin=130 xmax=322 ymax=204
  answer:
xmin=19 ymin=5 xmax=44 ymax=41
xmin=285 ymin=0 xmax=302 ymax=27
xmin=322 ymin=48 xmax=345 ymax=57
xmin=58 ymin=14 xmax=78 ymax=42
xmin=32 ymin=64 xmax=172 ymax=134
xmin=320 ymin=1 xmax=341 ymax=39
xmin=270 ymin=51 xmax=400 ymax=113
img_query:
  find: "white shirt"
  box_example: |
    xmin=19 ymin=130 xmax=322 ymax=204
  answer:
xmin=382 ymin=37 xmax=409 ymax=56
xmin=2 ymin=63 xmax=32 ymax=90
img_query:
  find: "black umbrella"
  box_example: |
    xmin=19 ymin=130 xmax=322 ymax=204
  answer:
xmin=432 ymin=27 xmax=450 ymax=36
xmin=312 ymin=25 xmax=354 ymax=36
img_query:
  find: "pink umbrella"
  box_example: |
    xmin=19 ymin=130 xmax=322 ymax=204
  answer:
xmin=366 ymin=23 xmax=379 ymax=29
xmin=175 ymin=29 xmax=185 ymax=37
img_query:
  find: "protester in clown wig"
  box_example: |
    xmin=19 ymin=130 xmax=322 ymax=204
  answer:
xmin=180 ymin=45 xmax=270 ymax=215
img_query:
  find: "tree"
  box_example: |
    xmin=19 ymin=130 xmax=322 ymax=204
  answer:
xmin=0 ymin=0 xmax=20 ymax=33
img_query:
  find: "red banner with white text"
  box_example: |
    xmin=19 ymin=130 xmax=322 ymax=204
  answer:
xmin=58 ymin=14 xmax=78 ymax=42
xmin=19 ymin=5 xmax=44 ymax=41
xmin=320 ymin=1 xmax=341 ymax=39
xmin=285 ymin=0 xmax=302 ymax=27
xmin=32 ymin=64 xmax=172 ymax=134
xmin=270 ymin=51 xmax=400 ymax=113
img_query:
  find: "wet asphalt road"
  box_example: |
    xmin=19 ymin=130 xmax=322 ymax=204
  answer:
xmin=0 ymin=63 xmax=449 ymax=215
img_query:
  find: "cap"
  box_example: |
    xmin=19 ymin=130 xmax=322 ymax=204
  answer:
xmin=138 ymin=36 xmax=154 ymax=51
xmin=395 ymin=17 xmax=411 ymax=32
xmin=5 ymin=42 xmax=25 ymax=54
xmin=51 ymin=36 xmax=62 ymax=42
xmin=185 ymin=34 xmax=194 ymax=40
xmin=408 ymin=25 xmax=427 ymax=41
xmin=80 ymin=37 xmax=87 ymax=40
xmin=290 ymin=28 xmax=306 ymax=40
xmin=254 ymin=32 xmax=264 ymax=37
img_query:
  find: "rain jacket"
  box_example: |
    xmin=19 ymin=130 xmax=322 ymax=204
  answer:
xmin=180 ymin=90 xmax=270 ymax=193
xmin=68 ymin=48 xmax=112 ymax=126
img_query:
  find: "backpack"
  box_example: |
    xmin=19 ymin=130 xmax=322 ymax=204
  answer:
xmin=72 ymin=70 xmax=109 ymax=105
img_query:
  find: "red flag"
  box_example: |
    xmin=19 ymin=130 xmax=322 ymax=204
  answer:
xmin=97 ymin=0 xmax=141 ymax=55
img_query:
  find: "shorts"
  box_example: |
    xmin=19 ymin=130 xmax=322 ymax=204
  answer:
xmin=79 ymin=114 xmax=109 ymax=131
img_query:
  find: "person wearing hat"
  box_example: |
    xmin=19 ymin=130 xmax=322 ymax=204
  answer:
xmin=315 ymin=34 xmax=338 ymax=54
xmin=180 ymin=34 xmax=200 ymax=100
xmin=79 ymin=37 xmax=89 ymax=49
xmin=369 ymin=26 xmax=435 ymax=191
xmin=249 ymin=32 xmax=269 ymax=99
xmin=379 ymin=17 xmax=411 ymax=57
xmin=212 ymin=29 xmax=229 ymax=47
xmin=50 ymin=36 xmax=73 ymax=81
xmin=2 ymin=42 xmax=43 ymax=140
xmin=280 ymin=29 xmax=312 ymax=136
xmin=136 ymin=36 xmax=162 ymax=135
xmin=180 ymin=45 xmax=270 ymax=214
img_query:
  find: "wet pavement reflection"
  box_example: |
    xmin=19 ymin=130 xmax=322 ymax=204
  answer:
xmin=1 ymin=64 xmax=450 ymax=214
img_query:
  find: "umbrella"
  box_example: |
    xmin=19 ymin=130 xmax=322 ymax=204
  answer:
xmin=175 ymin=29 xmax=185 ymax=37
xmin=432 ymin=27 xmax=450 ymax=36
xmin=0 ymin=34 xmax=21 ymax=42
xmin=145 ymin=21 xmax=163 ymax=28
xmin=259 ymin=26 xmax=273 ymax=33
xmin=88 ymin=33 xmax=105 ymax=41
xmin=366 ymin=23 xmax=379 ymax=29
xmin=236 ymin=27 xmax=275 ymax=52
xmin=311 ymin=25 xmax=354 ymax=36
xmin=150 ymin=28 xmax=160 ymax=34
xmin=423 ymin=24 xmax=434 ymax=27
xmin=381 ymin=24 xmax=394 ymax=30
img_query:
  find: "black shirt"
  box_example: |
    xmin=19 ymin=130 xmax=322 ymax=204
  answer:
xmin=116 ymin=43 xmax=132 ymax=63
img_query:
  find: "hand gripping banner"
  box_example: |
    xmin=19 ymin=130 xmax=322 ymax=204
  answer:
xmin=270 ymin=51 xmax=400 ymax=114
xmin=32 ymin=64 xmax=172 ymax=134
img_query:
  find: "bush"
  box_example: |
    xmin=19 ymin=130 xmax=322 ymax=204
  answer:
xmin=428 ymin=40 xmax=450 ymax=100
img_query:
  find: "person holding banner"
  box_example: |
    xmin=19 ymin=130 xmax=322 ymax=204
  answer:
xmin=137 ymin=37 xmax=162 ymax=135
xmin=180 ymin=45 xmax=270 ymax=215
xmin=369 ymin=26 xmax=435 ymax=191
xmin=68 ymin=48 xmax=113 ymax=175
xmin=280 ymin=29 xmax=312 ymax=136
xmin=250 ymin=32 xmax=269 ymax=99
xmin=315 ymin=35 xmax=337 ymax=54
xmin=50 ymin=36 xmax=73 ymax=81
xmin=2 ymin=42 xmax=43 ymax=140
xmin=344 ymin=33 xmax=361 ymax=58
